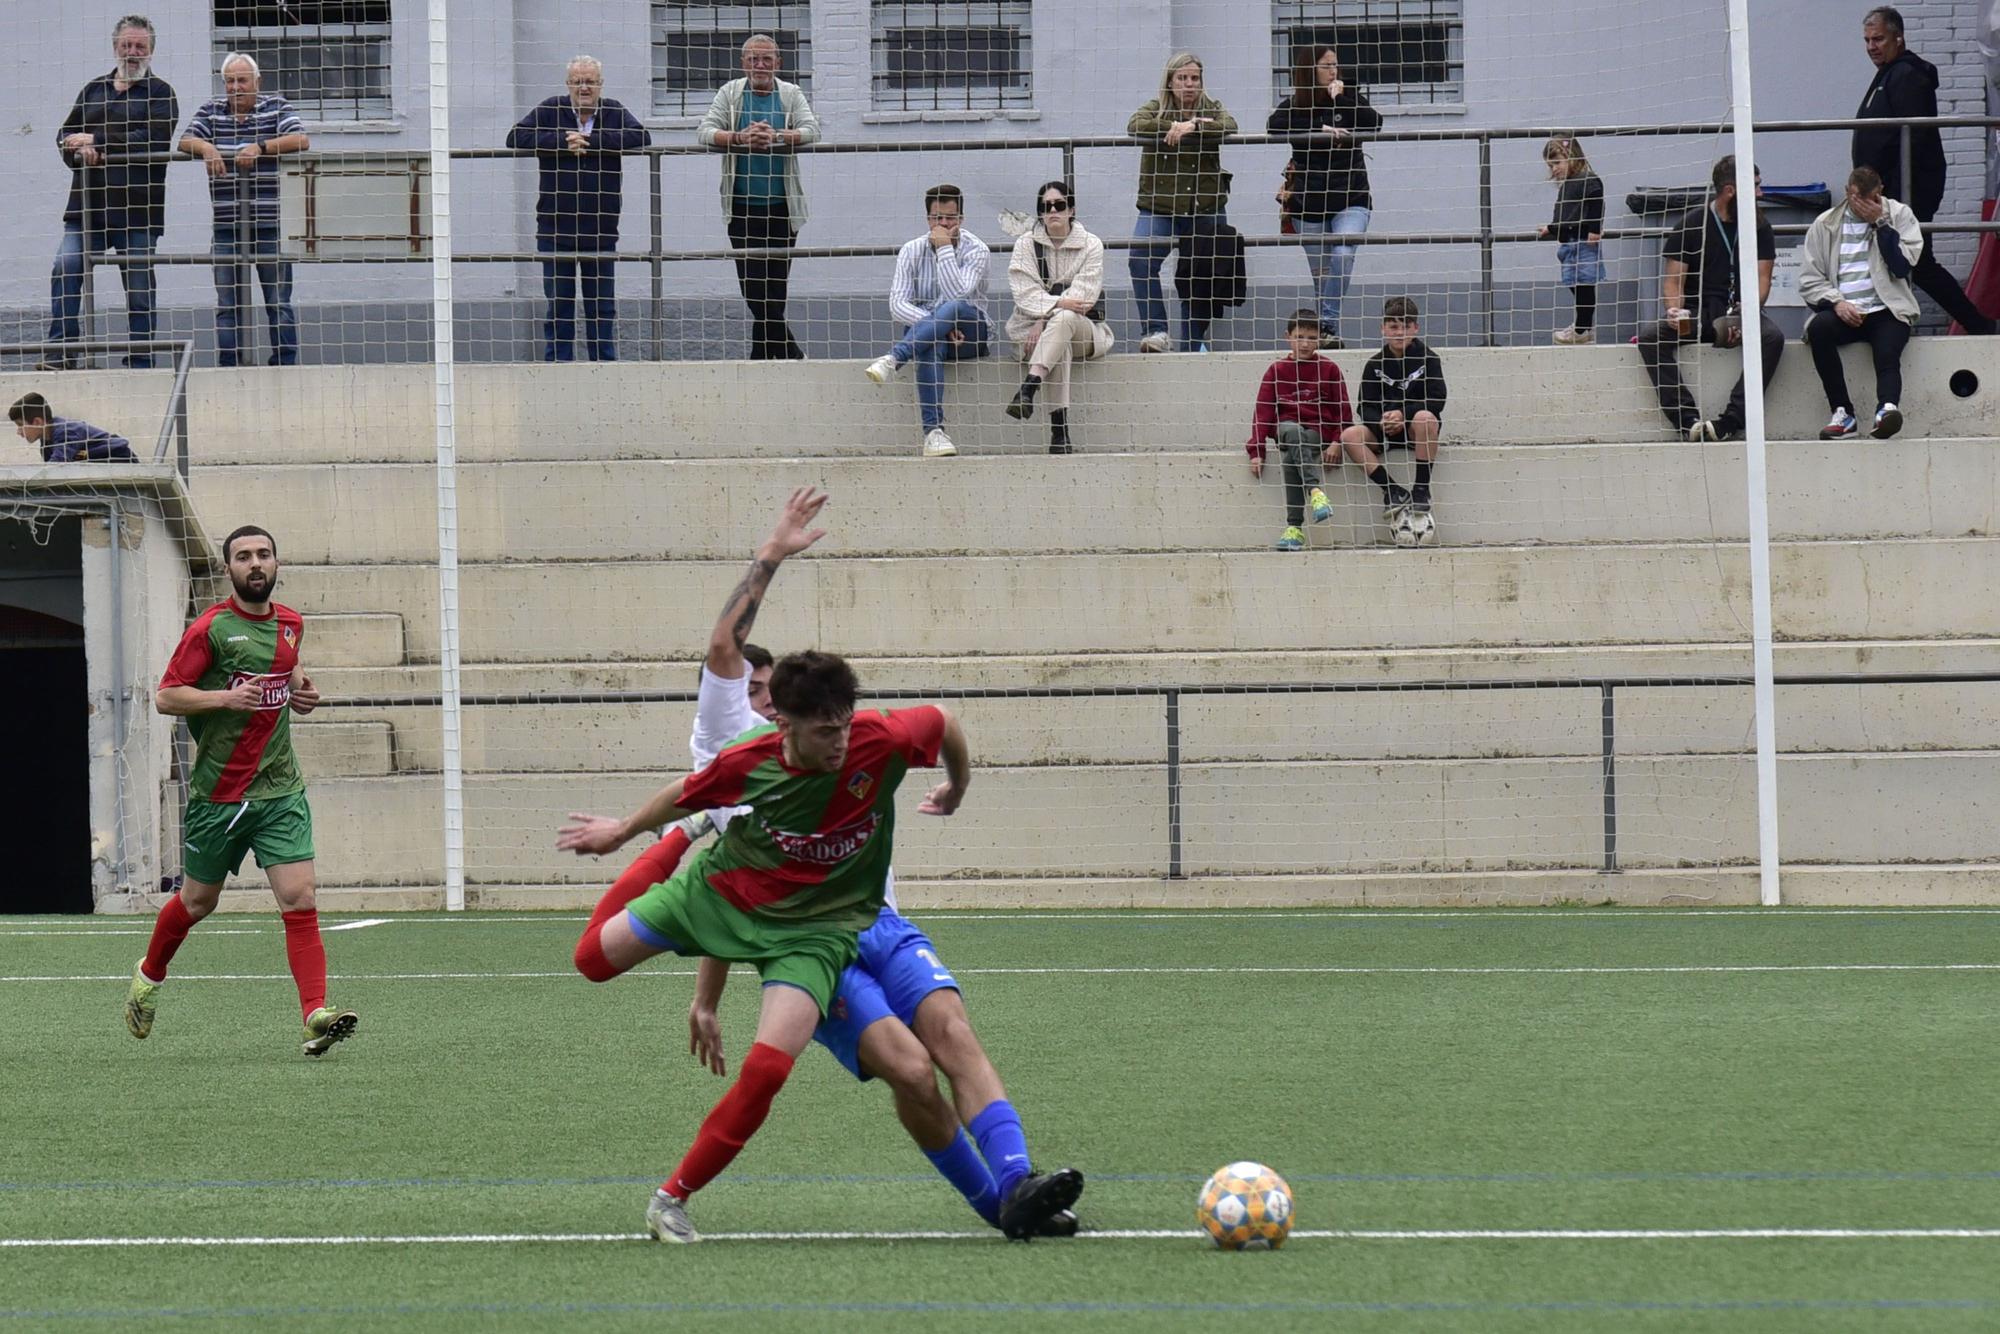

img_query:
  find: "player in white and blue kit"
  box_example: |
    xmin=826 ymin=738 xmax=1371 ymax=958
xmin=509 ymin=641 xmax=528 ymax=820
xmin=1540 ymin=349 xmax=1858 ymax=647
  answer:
xmin=675 ymin=488 xmax=1080 ymax=1238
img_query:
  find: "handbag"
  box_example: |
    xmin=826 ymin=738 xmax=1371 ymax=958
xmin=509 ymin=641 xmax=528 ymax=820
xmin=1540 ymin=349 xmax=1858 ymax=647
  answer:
xmin=1035 ymin=238 xmax=1106 ymax=323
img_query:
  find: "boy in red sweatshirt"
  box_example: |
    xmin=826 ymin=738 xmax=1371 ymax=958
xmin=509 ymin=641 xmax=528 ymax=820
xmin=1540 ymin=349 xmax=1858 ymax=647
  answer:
xmin=1247 ymin=308 xmax=1353 ymax=550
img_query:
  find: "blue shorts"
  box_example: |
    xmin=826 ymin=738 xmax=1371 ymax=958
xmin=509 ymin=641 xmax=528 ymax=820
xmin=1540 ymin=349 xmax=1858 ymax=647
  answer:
xmin=812 ymin=910 xmax=960 ymax=1081
xmin=1557 ymin=240 xmax=1605 ymax=287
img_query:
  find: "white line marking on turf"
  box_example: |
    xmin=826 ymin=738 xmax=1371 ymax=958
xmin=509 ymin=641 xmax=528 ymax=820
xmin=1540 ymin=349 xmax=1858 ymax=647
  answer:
xmin=7 ymin=963 xmax=2000 ymax=984
xmin=324 ymin=918 xmax=391 ymax=932
xmin=6 ymin=1227 xmax=1999 ymax=1249
xmin=0 ymin=929 xmax=267 ymax=937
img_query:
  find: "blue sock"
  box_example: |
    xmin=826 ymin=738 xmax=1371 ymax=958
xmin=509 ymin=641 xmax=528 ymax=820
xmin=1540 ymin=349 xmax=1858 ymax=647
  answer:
xmin=968 ymin=1100 xmax=1032 ymax=1197
xmin=924 ymin=1129 xmax=1001 ymax=1225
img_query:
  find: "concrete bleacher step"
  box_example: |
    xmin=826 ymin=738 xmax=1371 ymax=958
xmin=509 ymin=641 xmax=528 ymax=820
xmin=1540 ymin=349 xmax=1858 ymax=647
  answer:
xmin=303 ymin=612 xmax=406 ymax=668
xmin=273 ymin=537 xmax=2000 ymax=662
xmin=293 ymin=720 xmax=396 ymax=777
xmin=187 ymin=439 xmax=2000 ymax=563
xmin=1 ymin=340 xmax=1970 ymax=469
xmin=297 ymin=749 xmax=2000 ymax=889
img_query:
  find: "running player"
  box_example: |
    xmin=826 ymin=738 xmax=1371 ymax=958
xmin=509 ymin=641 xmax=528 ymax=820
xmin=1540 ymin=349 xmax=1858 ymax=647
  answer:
xmin=130 ymin=525 xmax=358 ymax=1057
xmin=590 ymin=488 xmax=1080 ymax=1237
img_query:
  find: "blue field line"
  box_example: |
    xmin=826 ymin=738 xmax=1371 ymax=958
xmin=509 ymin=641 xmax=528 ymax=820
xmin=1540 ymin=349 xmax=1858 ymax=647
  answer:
xmin=6 ymin=1167 xmax=2000 ymax=1196
xmin=1 ymin=1297 xmax=1990 ymax=1322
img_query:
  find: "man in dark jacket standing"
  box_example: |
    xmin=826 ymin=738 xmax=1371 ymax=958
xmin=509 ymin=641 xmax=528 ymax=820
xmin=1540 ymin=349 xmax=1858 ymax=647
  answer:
xmin=1852 ymin=5 xmax=1995 ymax=334
xmin=45 ymin=15 xmax=178 ymax=370
xmin=508 ymin=57 xmax=651 ymax=362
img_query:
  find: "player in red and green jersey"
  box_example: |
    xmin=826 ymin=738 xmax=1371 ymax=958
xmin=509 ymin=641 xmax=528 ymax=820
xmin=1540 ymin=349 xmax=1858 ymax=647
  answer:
xmin=557 ymin=648 xmax=1041 ymax=1243
xmin=131 ymin=525 xmax=358 ymax=1058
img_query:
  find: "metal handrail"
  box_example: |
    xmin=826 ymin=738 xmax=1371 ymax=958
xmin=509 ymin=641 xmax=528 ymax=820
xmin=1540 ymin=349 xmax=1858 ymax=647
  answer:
xmin=315 ymin=670 xmax=2000 ymax=881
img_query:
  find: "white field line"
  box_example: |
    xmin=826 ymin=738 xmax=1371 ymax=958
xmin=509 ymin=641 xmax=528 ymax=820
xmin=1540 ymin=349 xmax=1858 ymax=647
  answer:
xmin=6 ymin=1227 xmax=2000 ymax=1249
xmin=6 ymin=963 xmax=2000 ymax=985
xmin=11 ymin=907 xmax=2000 ymax=934
xmin=0 ymin=929 xmax=267 ymax=937
xmin=324 ymin=918 xmax=392 ymax=932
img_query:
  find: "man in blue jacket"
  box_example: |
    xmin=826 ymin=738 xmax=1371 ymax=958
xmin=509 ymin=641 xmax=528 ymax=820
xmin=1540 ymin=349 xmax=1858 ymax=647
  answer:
xmin=507 ymin=58 xmax=651 ymax=362
xmin=1852 ymin=5 xmax=1996 ymax=334
xmin=10 ymin=393 xmax=136 ymax=463
xmin=44 ymin=15 xmax=179 ymax=371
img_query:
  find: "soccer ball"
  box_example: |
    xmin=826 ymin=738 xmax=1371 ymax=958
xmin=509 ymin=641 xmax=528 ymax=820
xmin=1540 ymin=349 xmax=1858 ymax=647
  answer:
xmin=1197 ymin=1161 xmax=1295 ymax=1250
xmin=1391 ymin=506 xmax=1436 ymax=548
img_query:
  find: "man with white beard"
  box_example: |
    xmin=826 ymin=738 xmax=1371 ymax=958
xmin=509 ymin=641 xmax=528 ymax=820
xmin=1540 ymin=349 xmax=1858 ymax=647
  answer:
xmin=44 ymin=15 xmax=179 ymax=370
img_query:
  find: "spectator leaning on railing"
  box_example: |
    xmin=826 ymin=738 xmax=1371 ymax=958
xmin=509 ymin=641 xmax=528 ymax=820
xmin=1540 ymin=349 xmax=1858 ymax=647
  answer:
xmin=1127 ymin=52 xmax=1237 ymax=355
xmin=44 ymin=14 xmax=178 ymax=372
xmin=10 ymin=393 xmax=136 ymax=463
xmin=864 ymin=184 xmax=993 ymax=460
xmin=507 ymin=56 xmax=652 ymax=364
xmin=697 ymin=34 xmax=820 ymax=361
xmin=1798 ymin=166 xmax=1923 ymax=440
xmin=1850 ymin=4 xmax=1997 ymax=335
xmin=180 ymin=53 xmax=309 ymax=368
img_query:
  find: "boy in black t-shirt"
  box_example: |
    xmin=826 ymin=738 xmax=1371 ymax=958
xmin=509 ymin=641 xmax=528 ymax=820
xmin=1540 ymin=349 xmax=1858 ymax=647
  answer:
xmin=1636 ymin=155 xmax=1785 ymax=441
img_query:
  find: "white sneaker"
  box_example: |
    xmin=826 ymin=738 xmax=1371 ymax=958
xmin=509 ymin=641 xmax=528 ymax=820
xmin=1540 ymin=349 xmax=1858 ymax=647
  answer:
xmin=865 ymin=354 xmax=900 ymax=384
xmin=1138 ymin=332 xmax=1173 ymax=354
xmin=1871 ymin=402 xmax=1903 ymax=439
xmin=1552 ymin=326 xmax=1594 ymax=345
xmin=922 ymin=428 xmax=957 ymax=458
xmin=646 ymin=1188 xmax=699 ymax=1244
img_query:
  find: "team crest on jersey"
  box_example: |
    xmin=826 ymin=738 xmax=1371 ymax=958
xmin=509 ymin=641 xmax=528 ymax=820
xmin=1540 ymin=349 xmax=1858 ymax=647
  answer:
xmin=282 ymin=625 xmax=297 ymax=648
xmin=845 ymin=770 xmax=874 ymax=800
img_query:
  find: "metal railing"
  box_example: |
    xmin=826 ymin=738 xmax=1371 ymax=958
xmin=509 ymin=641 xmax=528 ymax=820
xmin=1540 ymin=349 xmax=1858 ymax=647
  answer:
xmin=318 ymin=669 xmax=2000 ymax=882
xmin=0 ymin=337 xmax=193 ymax=477
xmin=33 ymin=113 xmax=2000 ymax=361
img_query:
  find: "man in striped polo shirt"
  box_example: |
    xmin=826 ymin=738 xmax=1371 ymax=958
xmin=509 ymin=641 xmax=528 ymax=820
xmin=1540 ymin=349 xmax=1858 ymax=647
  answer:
xmin=863 ymin=183 xmax=994 ymax=458
xmin=1799 ymin=166 xmax=1924 ymax=440
xmin=131 ymin=525 xmax=358 ymax=1057
xmin=178 ymin=54 xmax=309 ymax=367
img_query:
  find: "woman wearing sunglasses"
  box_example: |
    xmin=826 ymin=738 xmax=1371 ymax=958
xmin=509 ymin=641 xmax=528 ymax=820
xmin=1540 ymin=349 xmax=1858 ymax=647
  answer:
xmin=1004 ymin=181 xmax=1115 ymax=454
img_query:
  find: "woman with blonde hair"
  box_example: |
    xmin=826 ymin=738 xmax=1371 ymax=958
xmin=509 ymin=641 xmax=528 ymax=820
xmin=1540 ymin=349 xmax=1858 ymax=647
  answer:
xmin=1127 ymin=53 xmax=1237 ymax=353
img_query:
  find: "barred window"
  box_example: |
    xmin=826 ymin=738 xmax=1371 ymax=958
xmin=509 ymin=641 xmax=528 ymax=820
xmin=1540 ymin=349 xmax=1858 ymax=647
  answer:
xmin=1272 ymin=0 xmax=1464 ymax=109
xmin=212 ymin=1 xmax=393 ymax=122
xmin=652 ymin=2 xmax=813 ymax=118
xmin=871 ymin=1 xmax=1032 ymax=112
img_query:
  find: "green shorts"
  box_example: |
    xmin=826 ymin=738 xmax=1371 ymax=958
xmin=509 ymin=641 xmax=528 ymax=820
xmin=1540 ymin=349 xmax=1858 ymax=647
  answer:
xmin=626 ymin=860 xmax=858 ymax=1016
xmin=182 ymin=790 xmax=315 ymax=886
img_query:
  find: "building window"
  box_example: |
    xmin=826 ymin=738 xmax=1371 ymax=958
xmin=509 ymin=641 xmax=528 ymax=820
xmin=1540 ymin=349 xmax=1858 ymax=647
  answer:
xmin=652 ymin=2 xmax=813 ymax=118
xmin=1272 ymin=0 xmax=1464 ymax=109
xmin=871 ymin=1 xmax=1031 ymax=112
xmin=212 ymin=2 xmax=393 ymax=122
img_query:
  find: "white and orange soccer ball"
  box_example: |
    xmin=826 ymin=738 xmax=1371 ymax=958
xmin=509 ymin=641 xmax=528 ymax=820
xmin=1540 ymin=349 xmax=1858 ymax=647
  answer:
xmin=1196 ymin=1161 xmax=1294 ymax=1250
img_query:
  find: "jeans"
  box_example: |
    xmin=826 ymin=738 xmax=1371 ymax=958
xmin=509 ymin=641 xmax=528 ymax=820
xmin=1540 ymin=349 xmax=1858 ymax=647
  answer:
xmin=1636 ymin=312 xmax=1784 ymax=434
xmin=892 ymin=299 xmax=991 ymax=429
xmin=537 ymin=235 xmax=617 ymax=362
xmin=1128 ymin=209 xmax=1224 ymax=347
xmin=212 ymin=219 xmax=298 ymax=367
xmin=727 ymin=198 xmax=802 ymax=359
xmin=1804 ymin=307 xmax=1911 ymax=412
xmin=1294 ymin=207 xmax=1371 ymax=333
xmin=48 ymin=223 xmax=158 ymax=362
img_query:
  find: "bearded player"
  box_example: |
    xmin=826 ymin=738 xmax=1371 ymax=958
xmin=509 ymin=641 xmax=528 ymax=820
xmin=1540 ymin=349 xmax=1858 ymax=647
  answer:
xmin=128 ymin=525 xmax=358 ymax=1058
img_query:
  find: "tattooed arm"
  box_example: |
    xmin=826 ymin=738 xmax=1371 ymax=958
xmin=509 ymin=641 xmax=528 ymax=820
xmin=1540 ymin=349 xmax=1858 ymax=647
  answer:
xmin=705 ymin=487 xmax=829 ymax=678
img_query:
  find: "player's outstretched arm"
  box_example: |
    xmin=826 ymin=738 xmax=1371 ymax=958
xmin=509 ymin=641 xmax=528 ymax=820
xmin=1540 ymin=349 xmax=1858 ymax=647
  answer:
xmin=918 ymin=708 xmax=972 ymax=816
xmin=688 ymin=957 xmax=731 ymax=1076
xmin=707 ymin=486 xmax=829 ymax=679
xmin=557 ymin=776 xmax=693 ymax=855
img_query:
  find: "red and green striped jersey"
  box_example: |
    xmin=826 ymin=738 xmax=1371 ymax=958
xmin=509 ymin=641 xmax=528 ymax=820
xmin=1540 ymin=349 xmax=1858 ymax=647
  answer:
xmin=158 ymin=599 xmax=307 ymax=804
xmin=678 ymin=706 xmax=946 ymax=930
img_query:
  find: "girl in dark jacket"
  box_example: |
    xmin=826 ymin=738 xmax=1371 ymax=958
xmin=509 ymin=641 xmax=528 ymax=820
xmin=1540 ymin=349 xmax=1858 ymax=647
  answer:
xmin=1267 ymin=45 xmax=1381 ymax=347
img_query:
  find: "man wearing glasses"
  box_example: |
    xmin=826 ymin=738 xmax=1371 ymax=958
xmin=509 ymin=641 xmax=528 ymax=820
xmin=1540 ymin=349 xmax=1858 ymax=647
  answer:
xmin=864 ymin=184 xmax=993 ymax=458
xmin=507 ymin=56 xmax=651 ymax=363
xmin=698 ymin=34 xmax=821 ymax=360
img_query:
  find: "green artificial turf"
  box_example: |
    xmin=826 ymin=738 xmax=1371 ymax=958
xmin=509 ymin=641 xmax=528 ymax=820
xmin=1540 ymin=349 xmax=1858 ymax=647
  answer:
xmin=3 ymin=907 xmax=1998 ymax=1331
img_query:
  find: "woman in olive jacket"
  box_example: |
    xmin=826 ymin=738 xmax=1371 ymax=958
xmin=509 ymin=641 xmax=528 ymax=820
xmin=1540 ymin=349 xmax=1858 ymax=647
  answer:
xmin=1127 ymin=52 xmax=1237 ymax=353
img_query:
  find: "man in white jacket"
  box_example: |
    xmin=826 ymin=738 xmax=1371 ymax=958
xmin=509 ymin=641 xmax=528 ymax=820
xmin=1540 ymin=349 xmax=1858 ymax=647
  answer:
xmin=1798 ymin=166 xmax=1925 ymax=439
xmin=864 ymin=184 xmax=993 ymax=459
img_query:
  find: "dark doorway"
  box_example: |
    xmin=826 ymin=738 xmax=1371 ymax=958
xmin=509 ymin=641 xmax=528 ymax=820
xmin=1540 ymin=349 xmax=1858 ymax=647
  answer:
xmin=0 ymin=517 xmax=91 ymax=913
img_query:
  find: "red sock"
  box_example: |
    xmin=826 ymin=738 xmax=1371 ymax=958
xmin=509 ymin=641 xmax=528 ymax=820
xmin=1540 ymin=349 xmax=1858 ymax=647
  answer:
xmin=664 ymin=1041 xmax=795 ymax=1198
xmin=574 ymin=827 xmax=691 ymax=982
xmin=140 ymin=893 xmax=196 ymax=982
xmin=281 ymin=909 xmax=328 ymax=1021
